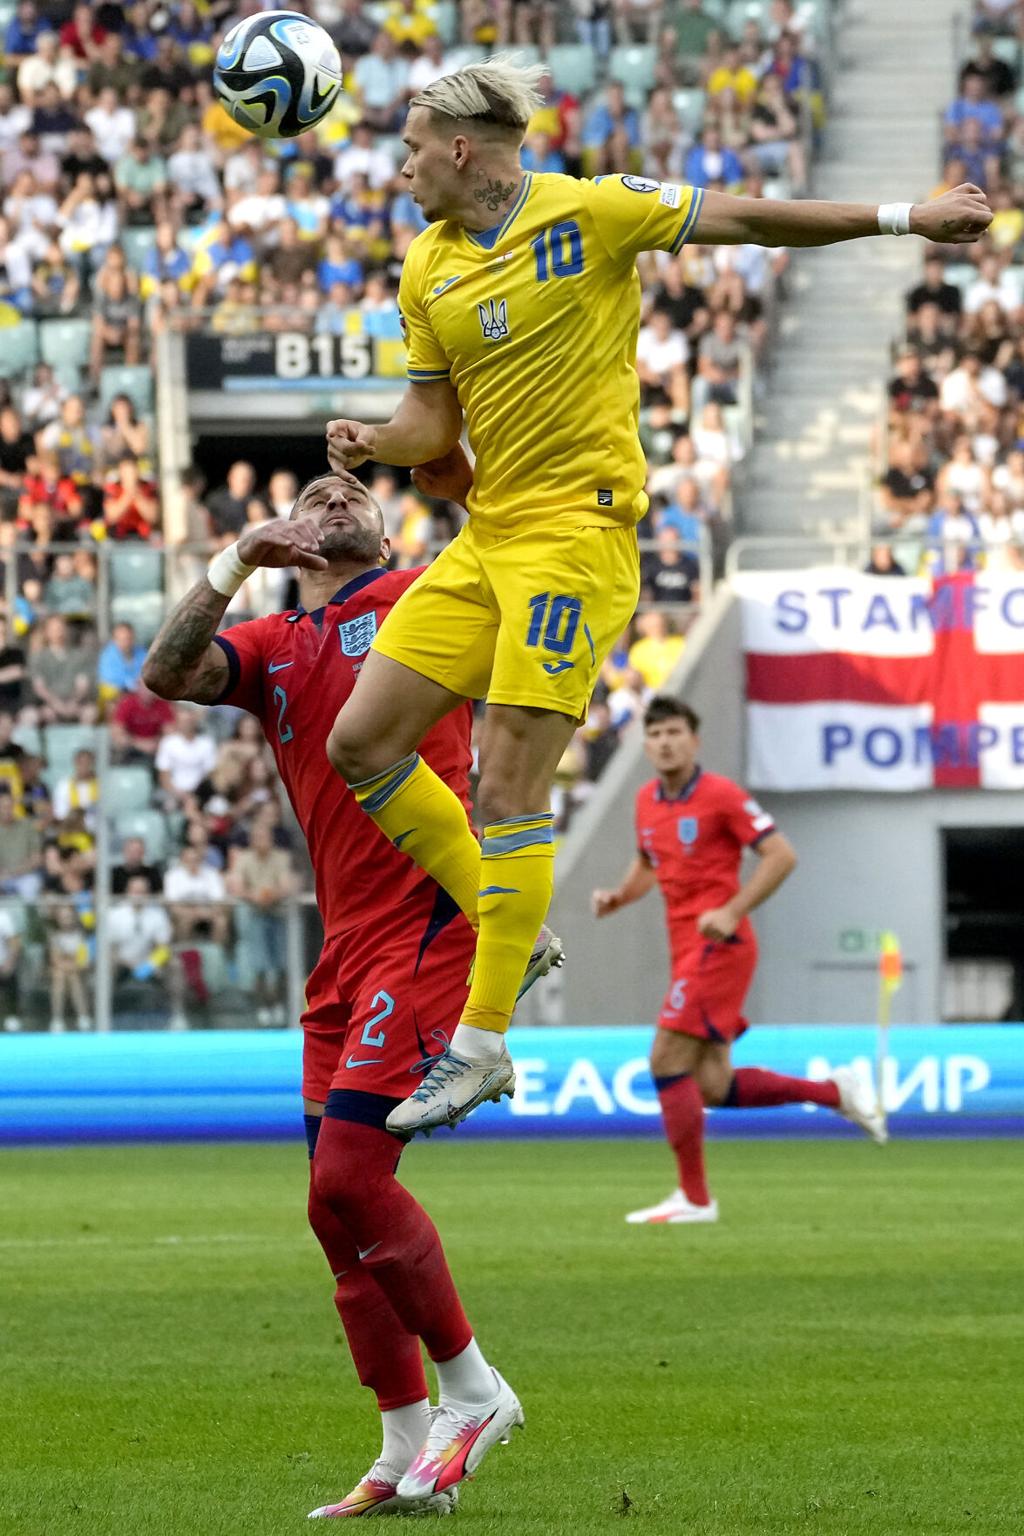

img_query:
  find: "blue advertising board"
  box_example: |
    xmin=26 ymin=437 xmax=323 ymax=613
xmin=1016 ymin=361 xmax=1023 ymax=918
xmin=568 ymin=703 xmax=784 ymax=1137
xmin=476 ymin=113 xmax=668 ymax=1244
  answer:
xmin=1 ymin=1026 xmax=1021 ymax=1145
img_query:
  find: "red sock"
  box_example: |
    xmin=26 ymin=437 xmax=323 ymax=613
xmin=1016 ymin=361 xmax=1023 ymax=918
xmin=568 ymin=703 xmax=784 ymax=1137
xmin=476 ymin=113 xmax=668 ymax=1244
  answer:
xmin=726 ymin=1067 xmax=840 ymax=1109
xmin=312 ymin=1116 xmax=473 ymax=1364
xmin=655 ymin=1073 xmax=710 ymax=1206
xmin=308 ymin=1170 xmax=428 ymax=1411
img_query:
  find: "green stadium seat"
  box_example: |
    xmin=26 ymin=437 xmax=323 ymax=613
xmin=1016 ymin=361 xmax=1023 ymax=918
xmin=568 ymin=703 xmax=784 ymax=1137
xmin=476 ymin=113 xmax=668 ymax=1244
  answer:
xmin=43 ymin=724 xmax=98 ymax=782
xmin=728 ymin=0 xmax=770 ymax=35
xmin=39 ymin=318 xmax=92 ymax=373
xmin=52 ymin=362 xmax=85 ymax=394
xmin=991 ymin=37 xmax=1021 ymax=68
xmin=104 ymin=764 xmax=155 ymax=813
xmin=109 ymin=545 xmax=164 ymax=597
xmin=442 ymin=45 xmax=485 ymax=71
xmin=672 ymin=87 xmax=707 ymax=135
xmin=113 ymin=808 xmax=169 ymax=864
xmin=943 ymin=262 xmax=978 ymax=293
xmin=99 ymin=365 xmax=154 ymax=417
xmin=546 ymin=43 xmax=597 ymax=97
xmin=702 ymin=0 xmax=728 ymax=17
xmin=119 ymin=226 xmax=158 ymax=272
xmin=609 ymin=45 xmax=657 ymax=107
xmin=191 ymin=940 xmax=230 ymax=994
xmin=110 ymin=593 xmax=166 ymax=645
xmin=0 ymin=321 xmax=39 ymax=380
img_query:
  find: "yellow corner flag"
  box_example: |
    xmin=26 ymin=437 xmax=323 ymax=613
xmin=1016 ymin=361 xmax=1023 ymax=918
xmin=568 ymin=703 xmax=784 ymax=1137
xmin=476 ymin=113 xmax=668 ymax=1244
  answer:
xmin=879 ymin=931 xmax=903 ymax=1000
xmin=875 ymin=931 xmax=902 ymax=1134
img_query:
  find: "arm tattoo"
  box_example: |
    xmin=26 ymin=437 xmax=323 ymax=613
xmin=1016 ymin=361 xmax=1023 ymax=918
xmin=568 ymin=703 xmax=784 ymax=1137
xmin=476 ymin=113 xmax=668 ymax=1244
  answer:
xmin=472 ymin=176 xmax=517 ymax=213
xmin=143 ymin=578 xmax=230 ymax=703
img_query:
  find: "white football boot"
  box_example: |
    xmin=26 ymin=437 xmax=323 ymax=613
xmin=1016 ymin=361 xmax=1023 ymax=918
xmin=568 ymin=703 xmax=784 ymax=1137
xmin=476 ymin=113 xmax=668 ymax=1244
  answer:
xmin=516 ymin=925 xmax=565 ymax=1001
xmin=830 ymin=1066 xmax=888 ymax=1144
xmin=386 ymin=1046 xmax=514 ymax=1137
xmin=626 ymin=1189 xmax=719 ymax=1224
xmin=397 ymin=1370 xmax=524 ymax=1502
xmin=307 ymin=1458 xmax=458 ymax=1519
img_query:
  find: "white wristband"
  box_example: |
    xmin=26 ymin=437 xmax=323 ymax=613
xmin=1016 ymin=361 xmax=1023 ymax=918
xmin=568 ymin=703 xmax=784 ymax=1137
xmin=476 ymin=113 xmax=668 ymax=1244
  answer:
xmin=207 ymin=540 xmax=256 ymax=597
xmin=878 ymin=202 xmax=913 ymax=237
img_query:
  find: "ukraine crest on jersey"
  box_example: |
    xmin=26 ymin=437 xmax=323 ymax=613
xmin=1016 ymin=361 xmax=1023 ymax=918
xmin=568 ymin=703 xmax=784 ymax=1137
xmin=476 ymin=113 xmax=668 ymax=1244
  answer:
xmin=398 ymin=172 xmax=704 ymax=535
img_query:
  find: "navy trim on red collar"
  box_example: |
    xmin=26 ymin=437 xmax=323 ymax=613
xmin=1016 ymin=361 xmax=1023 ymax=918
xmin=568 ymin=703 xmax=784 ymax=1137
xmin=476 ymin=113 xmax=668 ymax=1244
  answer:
xmin=289 ymin=566 xmax=388 ymax=622
xmin=655 ymin=766 xmax=702 ymax=803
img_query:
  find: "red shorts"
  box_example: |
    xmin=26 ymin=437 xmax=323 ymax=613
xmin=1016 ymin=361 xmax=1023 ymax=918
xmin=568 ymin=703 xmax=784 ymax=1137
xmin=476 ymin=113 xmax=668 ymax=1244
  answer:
xmin=657 ymin=930 xmax=757 ymax=1044
xmin=302 ymin=885 xmax=475 ymax=1110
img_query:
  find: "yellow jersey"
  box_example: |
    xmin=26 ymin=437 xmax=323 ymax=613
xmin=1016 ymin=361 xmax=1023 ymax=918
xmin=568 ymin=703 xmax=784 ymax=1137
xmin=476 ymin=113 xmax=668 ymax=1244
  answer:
xmin=398 ymin=171 xmax=704 ymax=533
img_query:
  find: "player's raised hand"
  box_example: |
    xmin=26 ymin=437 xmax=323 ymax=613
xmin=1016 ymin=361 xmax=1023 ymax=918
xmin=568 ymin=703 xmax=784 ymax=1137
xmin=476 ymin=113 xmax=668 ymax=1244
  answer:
xmin=237 ymin=516 xmax=329 ymax=571
xmin=696 ymin=905 xmax=740 ymax=943
xmin=912 ymin=184 xmax=993 ymax=244
xmin=326 ymin=418 xmax=377 ymax=472
xmin=412 ymin=444 xmax=474 ymax=508
xmin=591 ymin=889 xmax=621 ymax=919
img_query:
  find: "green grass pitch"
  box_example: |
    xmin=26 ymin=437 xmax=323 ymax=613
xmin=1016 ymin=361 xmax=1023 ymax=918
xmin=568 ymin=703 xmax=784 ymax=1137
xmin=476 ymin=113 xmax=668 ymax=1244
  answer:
xmin=2 ymin=1138 xmax=1022 ymax=1536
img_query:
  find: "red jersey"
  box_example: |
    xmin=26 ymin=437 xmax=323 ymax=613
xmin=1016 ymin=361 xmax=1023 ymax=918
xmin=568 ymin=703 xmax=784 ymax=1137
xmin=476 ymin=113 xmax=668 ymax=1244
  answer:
xmin=635 ymin=768 xmax=776 ymax=944
xmin=213 ymin=567 xmax=474 ymax=940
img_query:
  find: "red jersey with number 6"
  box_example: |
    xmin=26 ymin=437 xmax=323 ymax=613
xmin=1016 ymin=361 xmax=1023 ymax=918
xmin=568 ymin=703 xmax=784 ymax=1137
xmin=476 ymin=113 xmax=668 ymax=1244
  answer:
xmin=212 ymin=567 xmax=474 ymax=940
xmin=635 ymin=768 xmax=776 ymax=957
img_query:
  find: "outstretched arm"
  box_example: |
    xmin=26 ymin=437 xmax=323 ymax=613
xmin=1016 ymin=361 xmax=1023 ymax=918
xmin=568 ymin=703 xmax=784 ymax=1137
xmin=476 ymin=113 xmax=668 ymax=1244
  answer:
xmin=143 ymin=516 xmax=328 ymax=702
xmin=592 ymin=854 xmax=659 ymax=918
xmin=694 ymin=182 xmax=992 ymax=248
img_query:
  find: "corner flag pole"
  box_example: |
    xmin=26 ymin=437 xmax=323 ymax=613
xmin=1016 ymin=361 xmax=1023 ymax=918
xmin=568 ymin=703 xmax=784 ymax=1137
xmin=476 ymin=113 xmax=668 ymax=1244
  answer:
xmin=876 ymin=932 xmax=903 ymax=1137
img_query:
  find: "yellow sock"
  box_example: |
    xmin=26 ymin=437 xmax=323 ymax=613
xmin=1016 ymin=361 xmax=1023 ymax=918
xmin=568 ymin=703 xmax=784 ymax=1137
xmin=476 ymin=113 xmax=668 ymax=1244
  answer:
xmin=350 ymin=753 xmax=481 ymax=927
xmin=459 ymin=814 xmax=555 ymax=1035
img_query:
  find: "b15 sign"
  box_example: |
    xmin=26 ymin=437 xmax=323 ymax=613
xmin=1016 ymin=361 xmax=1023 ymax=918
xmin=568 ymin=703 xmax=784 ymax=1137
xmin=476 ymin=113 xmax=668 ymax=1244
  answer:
xmin=735 ymin=568 xmax=1024 ymax=791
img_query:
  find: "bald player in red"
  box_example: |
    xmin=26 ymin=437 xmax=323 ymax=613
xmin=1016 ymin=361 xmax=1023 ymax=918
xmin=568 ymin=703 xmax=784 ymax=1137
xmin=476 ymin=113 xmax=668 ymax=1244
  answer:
xmin=143 ymin=470 xmax=525 ymax=1520
xmin=592 ymin=695 xmax=885 ymax=1225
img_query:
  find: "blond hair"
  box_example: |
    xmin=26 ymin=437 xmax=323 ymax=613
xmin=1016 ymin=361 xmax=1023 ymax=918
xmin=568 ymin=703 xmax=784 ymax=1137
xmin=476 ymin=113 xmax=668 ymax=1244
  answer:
xmin=410 ymin=53 xmax=546 ymax=134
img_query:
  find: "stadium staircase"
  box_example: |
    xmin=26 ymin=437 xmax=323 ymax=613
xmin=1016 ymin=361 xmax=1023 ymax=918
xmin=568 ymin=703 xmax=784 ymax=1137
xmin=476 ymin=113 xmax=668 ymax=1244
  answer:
xmin=738 ymin=0 xmax=963 ymax=542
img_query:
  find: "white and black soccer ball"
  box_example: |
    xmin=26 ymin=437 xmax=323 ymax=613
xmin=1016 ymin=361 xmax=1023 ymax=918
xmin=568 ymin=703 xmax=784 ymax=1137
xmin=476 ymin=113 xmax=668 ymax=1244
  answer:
xmin=213 ymin=11 xmax=342 ymax=140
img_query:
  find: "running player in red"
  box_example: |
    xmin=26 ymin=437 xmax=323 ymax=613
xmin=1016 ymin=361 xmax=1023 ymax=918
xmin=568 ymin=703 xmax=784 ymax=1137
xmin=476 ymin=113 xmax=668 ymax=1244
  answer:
xmin=142 ymin=471 xmax=525 ymax=1517
xmin=592 ymin=695 xmax=886 ymax=1225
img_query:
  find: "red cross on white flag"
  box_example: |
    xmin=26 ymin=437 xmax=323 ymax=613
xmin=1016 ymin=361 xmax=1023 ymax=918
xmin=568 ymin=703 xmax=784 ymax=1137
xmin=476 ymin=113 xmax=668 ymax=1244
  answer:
xmin=738 ymin=570 xmax=1024 ymax=791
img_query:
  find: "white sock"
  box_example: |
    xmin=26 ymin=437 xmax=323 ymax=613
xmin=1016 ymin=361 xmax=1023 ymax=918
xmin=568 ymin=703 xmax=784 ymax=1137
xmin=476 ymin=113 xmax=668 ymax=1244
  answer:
xmin=434 ymin=1338 xmax=495 ymax=1406
xmin=450 ymin=1023 xmax=507 ymax=1064
xmin=380 ymin=1399 xmax=430 ymax=1471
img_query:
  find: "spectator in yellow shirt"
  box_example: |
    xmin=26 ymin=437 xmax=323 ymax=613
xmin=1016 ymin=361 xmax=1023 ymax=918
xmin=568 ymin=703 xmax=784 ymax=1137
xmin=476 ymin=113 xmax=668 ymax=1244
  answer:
xmin=628 ymin=611 xmax=686 ymax=690
xmin=706 ymin=45 xmax=760 ymax=110
xmin=384 ymin=0 xmax=437 ymax=47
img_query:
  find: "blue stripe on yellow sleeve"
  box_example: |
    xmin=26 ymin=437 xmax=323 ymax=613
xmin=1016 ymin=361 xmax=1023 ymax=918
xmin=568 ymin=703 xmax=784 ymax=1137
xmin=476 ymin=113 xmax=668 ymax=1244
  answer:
xmin=407 ymin=367 xmax=451 ymax=380
xmin=670 ymin=186 xmax=705 ymax=253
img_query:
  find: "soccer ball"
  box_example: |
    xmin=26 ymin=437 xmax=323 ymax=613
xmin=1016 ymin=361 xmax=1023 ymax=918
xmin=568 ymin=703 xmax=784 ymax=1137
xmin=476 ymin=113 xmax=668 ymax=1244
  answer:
xmin=213 ymin=11 xmax=342 ymax=140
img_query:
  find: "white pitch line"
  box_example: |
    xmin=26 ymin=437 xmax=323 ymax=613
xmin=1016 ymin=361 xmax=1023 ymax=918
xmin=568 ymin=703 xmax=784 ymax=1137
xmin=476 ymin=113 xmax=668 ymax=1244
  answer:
xmin=0 ymin=1231 xmax=308 ymax=1253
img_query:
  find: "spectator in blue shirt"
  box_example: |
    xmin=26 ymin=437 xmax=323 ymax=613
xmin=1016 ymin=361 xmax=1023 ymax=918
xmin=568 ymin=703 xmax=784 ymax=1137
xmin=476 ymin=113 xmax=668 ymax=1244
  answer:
xmin=521 ymin=130 xmax=566 ymax=174
xmin=98 ymin=621 xmax=147 ymax=700
xmin=582 ymin=81 xmax=640 ymax=174
xmin=5 ymin=0 xmax=53 ymax=63
xmin=684 ymin=126 xmax=745 ymax=188
xmin=945 ymin=73 xmax=1005 ymax=147
xmin=317 ymin=232 xmax=364 ymax=293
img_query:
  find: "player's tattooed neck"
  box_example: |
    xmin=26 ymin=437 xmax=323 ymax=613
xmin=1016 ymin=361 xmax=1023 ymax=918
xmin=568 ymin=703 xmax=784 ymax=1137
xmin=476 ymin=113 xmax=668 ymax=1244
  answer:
xmin=473 ymin=174 xmax=517 ymax=213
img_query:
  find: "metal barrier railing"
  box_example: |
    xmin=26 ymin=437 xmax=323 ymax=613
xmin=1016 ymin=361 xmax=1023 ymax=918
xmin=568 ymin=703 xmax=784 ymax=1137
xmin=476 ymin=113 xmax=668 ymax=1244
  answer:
xmin=725 ymin=532 xmax=1024 ymax=577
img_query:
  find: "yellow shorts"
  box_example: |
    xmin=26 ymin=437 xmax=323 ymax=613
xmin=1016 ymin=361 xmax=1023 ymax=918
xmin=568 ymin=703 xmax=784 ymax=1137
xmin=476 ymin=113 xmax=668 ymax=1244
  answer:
xmin=373 ymin=520 xmax=641 ymax=718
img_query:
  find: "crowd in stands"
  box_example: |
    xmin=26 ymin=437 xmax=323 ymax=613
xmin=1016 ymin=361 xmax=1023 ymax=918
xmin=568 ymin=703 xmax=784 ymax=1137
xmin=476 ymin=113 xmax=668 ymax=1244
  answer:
xmin=875 ymin=13 xmax=1024 ymax=572
xmin=0 ymin=0 xmax=831 ymax=1023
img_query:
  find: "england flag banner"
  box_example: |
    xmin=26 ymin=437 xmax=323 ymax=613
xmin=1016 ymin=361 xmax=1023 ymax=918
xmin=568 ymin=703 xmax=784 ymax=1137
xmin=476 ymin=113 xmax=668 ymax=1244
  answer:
xmin=735 ymin=568 xmax=1024 ymax=791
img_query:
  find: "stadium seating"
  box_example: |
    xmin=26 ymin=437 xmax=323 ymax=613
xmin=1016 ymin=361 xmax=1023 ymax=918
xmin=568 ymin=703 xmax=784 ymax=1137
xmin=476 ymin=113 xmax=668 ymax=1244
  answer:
xmin=0 ymin=322 xmax=39 ymax=381
xmin=39 ymin=319 xmax=92 ymax=376
xmin=104 ymin=766 xmax=158 ymax=814
xmin=109 ymin=547 xmax=164 ymax=598
xmin=608 ymin=46 xmax=657 ymax=107
xmin=113 ymin=809 xmax=170 ymax=865
xmin=99 ymin=365 xmax=155 ymax=417
xmin=43 ymin=725 xmax=99 ymax=782
xmin=546 ymin=45 xmax=597 ymax=97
